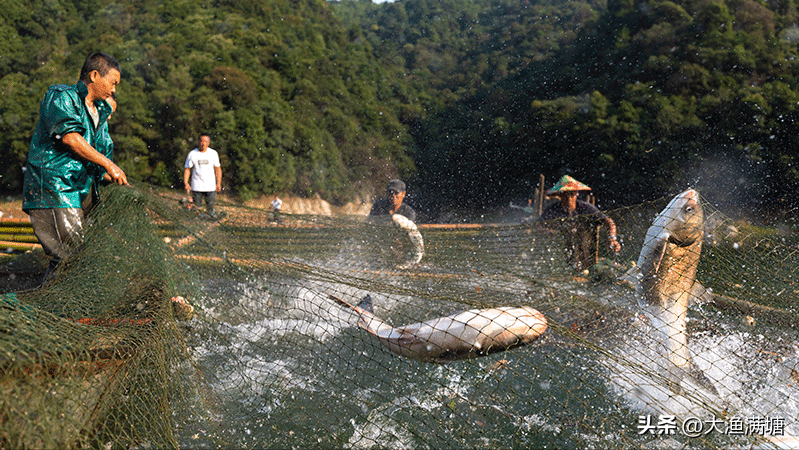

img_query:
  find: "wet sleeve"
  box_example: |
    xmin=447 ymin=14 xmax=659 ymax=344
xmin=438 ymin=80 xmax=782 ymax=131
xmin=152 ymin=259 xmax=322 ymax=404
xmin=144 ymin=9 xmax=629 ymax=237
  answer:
xmin=43 ymin=90 xmax=86 ymax=141
xmin=93 ymin=123 xmax=113 ymax=181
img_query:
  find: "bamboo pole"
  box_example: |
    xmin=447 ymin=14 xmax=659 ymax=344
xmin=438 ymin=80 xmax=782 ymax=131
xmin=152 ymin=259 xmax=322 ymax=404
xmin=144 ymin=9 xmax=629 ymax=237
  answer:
xmin=0 ymin=227 xmax=34 ymax=234
xmin=0 ymin=240 xmax=40 ymax=251
xmin=0 ymin=234 xmax=39 ymax=243
xmin=0 ymin=218 xmax=32 ymax=226
xmin=419 ymin=223 xmax=505 ymax=229
xmin=537 ymin=174 xmax=545 ymax=217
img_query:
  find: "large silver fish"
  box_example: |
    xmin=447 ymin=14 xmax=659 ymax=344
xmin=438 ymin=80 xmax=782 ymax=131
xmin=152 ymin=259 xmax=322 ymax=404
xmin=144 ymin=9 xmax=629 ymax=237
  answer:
xmin=633 ymin=189 xmax=718 ymax=395
xmin=391 ymin=214 xmax=424 ymax=268
xmin=331 ymin=294 xmax=547 ymax=363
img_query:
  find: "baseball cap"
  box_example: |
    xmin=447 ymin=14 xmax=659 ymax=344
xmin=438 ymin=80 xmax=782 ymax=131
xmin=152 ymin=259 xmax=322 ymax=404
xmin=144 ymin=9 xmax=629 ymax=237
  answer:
xmin=387 ymin=179 xmax=406 ymax=194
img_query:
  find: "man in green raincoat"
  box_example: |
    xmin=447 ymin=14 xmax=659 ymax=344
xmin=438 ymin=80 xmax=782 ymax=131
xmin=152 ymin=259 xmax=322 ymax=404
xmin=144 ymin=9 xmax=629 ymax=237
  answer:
xmin=22 ymin=52 xmax=128 ymax=281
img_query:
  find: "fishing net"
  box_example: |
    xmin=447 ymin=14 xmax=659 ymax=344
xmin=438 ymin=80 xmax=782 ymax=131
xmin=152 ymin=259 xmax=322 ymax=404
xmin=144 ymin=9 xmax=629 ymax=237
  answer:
xmin=1 ymin=183 xmax=796 ymax=449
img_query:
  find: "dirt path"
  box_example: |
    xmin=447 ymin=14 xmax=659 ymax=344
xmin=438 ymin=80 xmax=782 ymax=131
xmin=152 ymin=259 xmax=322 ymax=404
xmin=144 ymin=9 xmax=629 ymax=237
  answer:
xmin=0 ymin=196 xmax=27 ymax=221
xmin=242 ymin=194 xmax=371 ymax=216
xmin=0 ymin=193 xmax=373 ymax=221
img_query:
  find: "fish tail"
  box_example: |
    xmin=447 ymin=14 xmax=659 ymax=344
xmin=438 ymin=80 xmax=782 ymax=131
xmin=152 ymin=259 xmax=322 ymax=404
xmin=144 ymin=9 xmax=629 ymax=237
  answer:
xmin=686 ymin=363 xmax=720 ymax=396
xmin=329 ymin=294 xmax=355 ymax=310
xmin=330 ymin=294 xmax=382 ymax=336
xmin=357 ymin=294 xmax=374 ymax=313
xmin=330 ymin=293 xmax=374 ymax=317
xmin=666 ymin=364 xmax=685 ymax=395
xmin=664 ymin=357 xmax=719 ymax=397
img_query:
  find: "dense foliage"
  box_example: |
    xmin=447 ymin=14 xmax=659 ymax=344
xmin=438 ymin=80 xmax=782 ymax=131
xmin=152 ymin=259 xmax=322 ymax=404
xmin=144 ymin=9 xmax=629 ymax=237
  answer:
xmin=0 ymin=0 xmax=416 ymax=203
xmin=336 ymin=0 xmax=799 ymax=217
xmin=1 ymin=0 xmax=798 ymax=218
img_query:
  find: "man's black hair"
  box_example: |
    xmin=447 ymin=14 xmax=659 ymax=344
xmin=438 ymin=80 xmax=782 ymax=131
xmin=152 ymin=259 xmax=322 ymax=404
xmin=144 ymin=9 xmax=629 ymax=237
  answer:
xmin=79 ymin=52 xmax=121 ymax=82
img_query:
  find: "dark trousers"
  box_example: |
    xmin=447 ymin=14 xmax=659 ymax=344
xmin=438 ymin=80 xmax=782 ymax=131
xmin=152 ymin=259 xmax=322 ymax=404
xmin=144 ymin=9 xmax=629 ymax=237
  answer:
xmin=28 ymin=208 xmax=86 ymax=282
xmin=192 ymin=191 xmax=216 ymax=215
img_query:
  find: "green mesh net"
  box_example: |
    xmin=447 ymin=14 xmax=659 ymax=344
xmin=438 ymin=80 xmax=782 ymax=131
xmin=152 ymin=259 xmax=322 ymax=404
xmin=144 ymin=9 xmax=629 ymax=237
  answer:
xmin=1 ymin=184 xmax=797 ymax=449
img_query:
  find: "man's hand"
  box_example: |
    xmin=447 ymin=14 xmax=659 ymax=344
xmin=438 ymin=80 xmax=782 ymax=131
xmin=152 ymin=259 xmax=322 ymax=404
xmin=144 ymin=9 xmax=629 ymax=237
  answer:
xmin=106 ymin=162 xmax=128 ymax=185
xmin=608 ymin=236 xmax=621 ymax=253
xmin=62 ymin=132 xmax=128 ymax=185
xmin=183 ymin=168 xmax=192 ymax=194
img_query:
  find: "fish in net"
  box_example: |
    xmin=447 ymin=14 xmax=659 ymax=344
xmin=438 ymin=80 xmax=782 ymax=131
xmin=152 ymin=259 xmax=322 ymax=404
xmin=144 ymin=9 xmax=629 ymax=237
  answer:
xmin=1 ymin=183 xmax=797 ymax=449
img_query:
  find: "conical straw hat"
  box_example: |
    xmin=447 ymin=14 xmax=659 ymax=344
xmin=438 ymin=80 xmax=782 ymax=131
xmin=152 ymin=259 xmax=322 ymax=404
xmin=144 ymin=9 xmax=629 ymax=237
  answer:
xmin=547 ymin=175 xmax=591 ymax=195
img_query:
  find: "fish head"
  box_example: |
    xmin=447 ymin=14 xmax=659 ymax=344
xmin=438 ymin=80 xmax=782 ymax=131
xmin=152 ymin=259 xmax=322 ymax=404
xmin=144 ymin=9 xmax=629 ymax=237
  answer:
xmin=636 ymin=189 xmax=704 ymax=296
xmin=666 ymin=189 xmax=703 ymax=246
xmin=647 ymin=189 xmax=704 ymax=248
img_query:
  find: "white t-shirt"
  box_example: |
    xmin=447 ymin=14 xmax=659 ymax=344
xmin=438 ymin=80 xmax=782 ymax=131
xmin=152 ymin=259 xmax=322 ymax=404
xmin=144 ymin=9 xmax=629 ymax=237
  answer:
xmin=184 ymin=148 xmax=221 ymax=192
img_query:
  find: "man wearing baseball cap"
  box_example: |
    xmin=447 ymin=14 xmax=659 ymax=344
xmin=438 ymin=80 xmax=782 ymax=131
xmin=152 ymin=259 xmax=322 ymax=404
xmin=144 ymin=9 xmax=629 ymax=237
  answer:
xmin=369 ymin=179 xmax=416 ymax=222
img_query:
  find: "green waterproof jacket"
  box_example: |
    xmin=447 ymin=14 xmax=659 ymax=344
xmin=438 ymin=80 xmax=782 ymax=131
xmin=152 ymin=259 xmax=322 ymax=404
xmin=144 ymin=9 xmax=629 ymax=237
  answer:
xmin=89 ymin=116 xmax=114 ymax=203
xmin=22 ymin=81 xmax=113 ymax=210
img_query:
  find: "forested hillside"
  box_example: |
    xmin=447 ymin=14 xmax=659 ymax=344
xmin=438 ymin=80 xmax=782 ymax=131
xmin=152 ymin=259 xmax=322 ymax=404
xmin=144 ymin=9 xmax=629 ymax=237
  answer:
xmin=0 ymin=0 xmax=417 ymax=203
xmin=336 ymin=0 xmax=799 ymax=217
xmin=1 ymin=0 xmax=798 ymax=219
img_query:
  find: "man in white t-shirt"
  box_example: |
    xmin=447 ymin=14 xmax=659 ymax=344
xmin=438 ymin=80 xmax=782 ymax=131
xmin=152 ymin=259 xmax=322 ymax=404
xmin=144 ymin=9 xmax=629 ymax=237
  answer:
xmin=271 ymin=196 xmax=282 ymax=212
xmin=183 ymin=133 xmax=222 ymax=217
xmin=270 ymin=196 xmax=283 ymax=223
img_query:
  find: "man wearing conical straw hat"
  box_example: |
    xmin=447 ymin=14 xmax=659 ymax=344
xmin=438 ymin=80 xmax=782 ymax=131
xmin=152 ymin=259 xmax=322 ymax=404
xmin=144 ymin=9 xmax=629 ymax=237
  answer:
xmin=537 ymin=175 xmax=621 ymax=272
